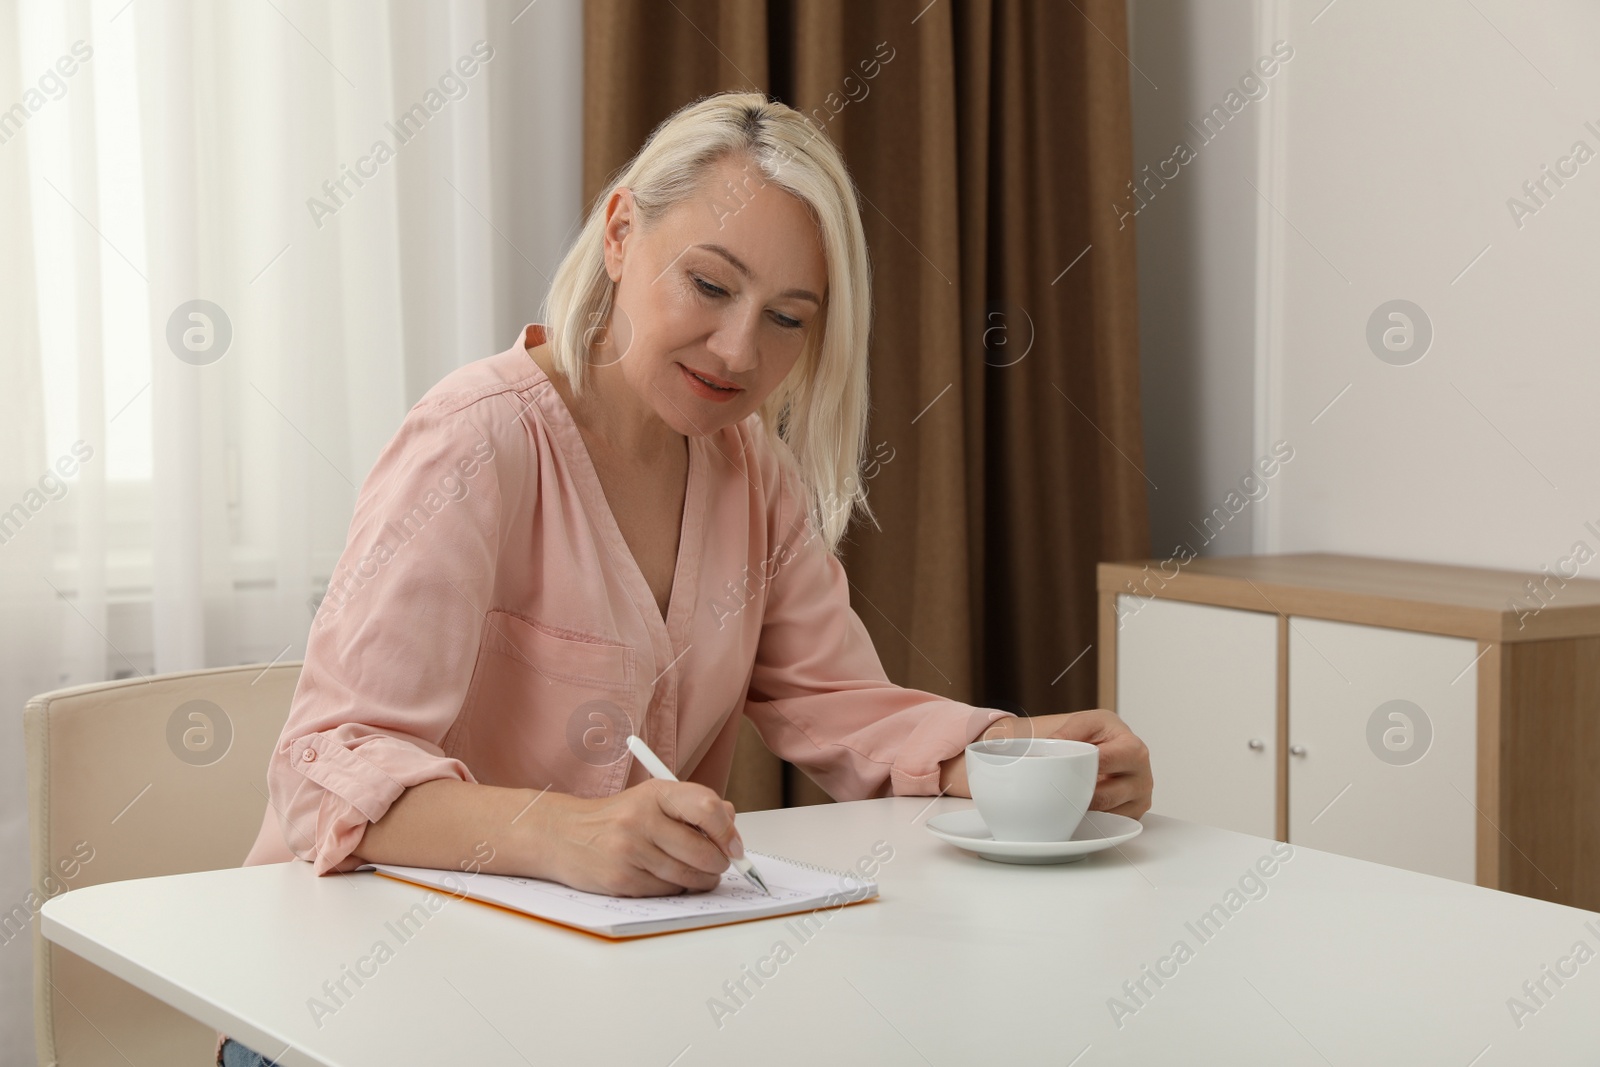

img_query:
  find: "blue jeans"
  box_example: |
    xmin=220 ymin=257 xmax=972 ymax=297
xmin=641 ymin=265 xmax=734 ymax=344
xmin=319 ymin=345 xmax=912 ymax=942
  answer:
xmin=219 ymin=1037 xmax=281 ymax=1067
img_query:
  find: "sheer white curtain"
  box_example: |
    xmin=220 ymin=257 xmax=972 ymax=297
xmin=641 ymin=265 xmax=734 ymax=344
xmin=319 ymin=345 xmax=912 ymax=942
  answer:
xmin=0 ymin=0 xmax=583 ymax=1055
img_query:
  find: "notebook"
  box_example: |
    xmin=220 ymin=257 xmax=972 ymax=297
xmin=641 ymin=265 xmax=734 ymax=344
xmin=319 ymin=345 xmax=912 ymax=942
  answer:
xmin=354 ymin=851 xmax=878 ymax=939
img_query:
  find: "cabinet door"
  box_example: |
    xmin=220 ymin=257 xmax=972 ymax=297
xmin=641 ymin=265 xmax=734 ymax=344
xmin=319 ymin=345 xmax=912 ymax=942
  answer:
xmin=1115 ymin=596 xmax=1278 ymax=837
xmin=1287 ymin=618 xmax=1478 ymax=883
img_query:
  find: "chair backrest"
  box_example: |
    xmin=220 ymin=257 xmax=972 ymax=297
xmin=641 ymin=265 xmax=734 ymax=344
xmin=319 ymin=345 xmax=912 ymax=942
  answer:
xmin=23 ymin=661 xmax=302 ymax=1067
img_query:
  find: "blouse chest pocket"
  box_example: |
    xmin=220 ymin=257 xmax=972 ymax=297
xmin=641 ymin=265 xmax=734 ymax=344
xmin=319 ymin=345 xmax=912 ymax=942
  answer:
xmin=453 ymin=610 xmax=642 ymax=788
xmin=482 ymin=611 xmax=637 ymax=693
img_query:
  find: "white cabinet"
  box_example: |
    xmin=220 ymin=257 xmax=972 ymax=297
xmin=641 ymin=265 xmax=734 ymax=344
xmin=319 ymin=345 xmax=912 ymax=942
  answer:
xmin=1095 ymin=553 xmax=1600 ymax=907
xmin=1114 ymin=594 xmax=1479 ymax=882
xmin=1286 ymin=618 xmax=1477 ymax=883
xmin=1115 ymin=598 xmax=1278 ymax=838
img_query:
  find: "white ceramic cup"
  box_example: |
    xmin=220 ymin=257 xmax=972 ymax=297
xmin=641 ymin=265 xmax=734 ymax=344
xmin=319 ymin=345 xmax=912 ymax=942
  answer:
xmin=965 ymin=736 xmax=1099 ymax=842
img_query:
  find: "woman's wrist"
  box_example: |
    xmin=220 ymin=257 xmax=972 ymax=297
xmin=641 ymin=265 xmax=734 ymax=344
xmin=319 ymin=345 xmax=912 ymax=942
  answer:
xmin=938 ymin=750 xmax=971 ymax=797
xmin=506 ymin=788 xmax=584 ymax=884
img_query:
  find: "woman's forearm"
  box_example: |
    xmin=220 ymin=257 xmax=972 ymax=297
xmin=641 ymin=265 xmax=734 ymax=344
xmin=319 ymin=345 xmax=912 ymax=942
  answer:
xmin=350 ymin=775 xmax=749 ymax=896
xmin=350 ymin=778 xmax=572 ymax=879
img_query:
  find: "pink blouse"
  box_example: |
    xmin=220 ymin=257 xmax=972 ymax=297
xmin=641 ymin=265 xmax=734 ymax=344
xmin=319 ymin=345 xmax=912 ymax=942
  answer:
xmin=241 ymin=323 xmax=1015 ymax=875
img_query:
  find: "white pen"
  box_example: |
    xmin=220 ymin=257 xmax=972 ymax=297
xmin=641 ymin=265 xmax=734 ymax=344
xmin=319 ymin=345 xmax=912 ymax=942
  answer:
xmin=624 ymin=734 xmax=771 ymax=896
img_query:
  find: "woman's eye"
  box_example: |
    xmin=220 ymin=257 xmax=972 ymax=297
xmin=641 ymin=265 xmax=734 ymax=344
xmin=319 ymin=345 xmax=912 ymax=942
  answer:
xmin=692 ymin=275 xmax=727 ymax=299
xmin=693 ymin=273 xmax=803 ymax=330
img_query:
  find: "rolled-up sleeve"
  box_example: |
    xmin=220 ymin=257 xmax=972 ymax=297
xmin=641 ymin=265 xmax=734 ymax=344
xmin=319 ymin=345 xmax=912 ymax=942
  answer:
xmin=270 ymin=394 xmax=515 ymax=874
xmin=741 ymin=459 xmax=1016 ymax=801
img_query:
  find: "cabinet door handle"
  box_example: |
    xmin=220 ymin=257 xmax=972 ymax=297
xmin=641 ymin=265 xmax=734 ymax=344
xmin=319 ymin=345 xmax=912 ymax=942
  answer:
xmin=1289 ymin=744 xmax=1307 ymax=757
xmin=1247 ymin=738 xmax=1265 ymax=751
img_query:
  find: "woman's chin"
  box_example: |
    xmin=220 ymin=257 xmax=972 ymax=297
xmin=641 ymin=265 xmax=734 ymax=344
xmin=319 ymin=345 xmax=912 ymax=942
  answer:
xmin=668 ymin=411 xmax=737 ymax=437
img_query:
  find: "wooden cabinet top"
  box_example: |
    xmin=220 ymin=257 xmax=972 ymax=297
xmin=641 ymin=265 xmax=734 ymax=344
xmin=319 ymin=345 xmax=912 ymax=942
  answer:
xmin=1097 ymin=553 xmax=1600 ymax=643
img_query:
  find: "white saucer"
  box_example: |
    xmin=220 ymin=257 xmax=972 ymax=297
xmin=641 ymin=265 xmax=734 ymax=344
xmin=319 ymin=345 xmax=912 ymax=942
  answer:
xmin=924 ymin=809 xmax=1144 ymax=865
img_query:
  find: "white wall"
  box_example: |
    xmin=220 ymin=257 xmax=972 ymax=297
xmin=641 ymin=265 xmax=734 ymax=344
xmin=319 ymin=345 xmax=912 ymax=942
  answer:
xmin=1127 ymin=0 xmax=1266 ymax=561
xmin=1130 ymin=0 xmax=1600 ymax=576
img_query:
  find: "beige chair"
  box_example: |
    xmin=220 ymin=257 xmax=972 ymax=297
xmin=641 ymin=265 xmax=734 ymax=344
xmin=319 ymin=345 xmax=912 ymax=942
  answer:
xmin=24 ymin=661 xmax=302 ymax=1067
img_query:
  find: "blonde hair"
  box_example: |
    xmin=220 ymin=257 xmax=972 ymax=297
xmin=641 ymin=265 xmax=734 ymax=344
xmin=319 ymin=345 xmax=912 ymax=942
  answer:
xmin=540 ymin=91 xmax=874 ymax=556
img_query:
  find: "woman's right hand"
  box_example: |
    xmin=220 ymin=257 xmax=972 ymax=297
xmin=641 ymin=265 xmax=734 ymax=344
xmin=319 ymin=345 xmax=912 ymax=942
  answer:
xmin=544 ymin=779 xmax=745 ymax=897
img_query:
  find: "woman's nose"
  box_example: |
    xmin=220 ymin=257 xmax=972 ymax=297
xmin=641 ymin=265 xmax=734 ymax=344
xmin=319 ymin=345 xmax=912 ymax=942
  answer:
xmin=705 ymin=312 xmax=761 ymax=374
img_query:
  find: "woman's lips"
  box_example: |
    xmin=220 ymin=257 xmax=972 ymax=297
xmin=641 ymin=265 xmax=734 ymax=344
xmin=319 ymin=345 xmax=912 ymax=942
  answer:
xmin=679 ymin=363 xmax=743 ymax=402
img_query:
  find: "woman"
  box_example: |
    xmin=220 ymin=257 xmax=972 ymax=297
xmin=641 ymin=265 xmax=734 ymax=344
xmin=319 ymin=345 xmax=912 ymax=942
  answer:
xmin=220 ymin=91 xmax=1151 ymax=1067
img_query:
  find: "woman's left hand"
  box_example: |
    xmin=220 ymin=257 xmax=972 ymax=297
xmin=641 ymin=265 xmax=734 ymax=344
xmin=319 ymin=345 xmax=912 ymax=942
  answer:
xmin=982 ymin=709 xmax=1153 ymax=819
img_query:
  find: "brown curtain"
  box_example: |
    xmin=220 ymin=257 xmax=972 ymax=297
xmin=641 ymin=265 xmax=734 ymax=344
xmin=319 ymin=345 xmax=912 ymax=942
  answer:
xmin=584 ymin=0 xmax=1150 ymax=810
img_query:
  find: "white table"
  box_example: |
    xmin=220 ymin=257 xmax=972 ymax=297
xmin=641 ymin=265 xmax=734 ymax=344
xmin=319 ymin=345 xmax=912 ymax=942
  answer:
xmin=42 ymin=798 xmax=1600 ymax=1065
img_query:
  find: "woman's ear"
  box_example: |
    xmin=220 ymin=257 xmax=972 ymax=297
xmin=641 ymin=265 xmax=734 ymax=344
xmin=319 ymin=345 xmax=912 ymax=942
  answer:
xmin=601 ymin=188 xmax=635 ymax=283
